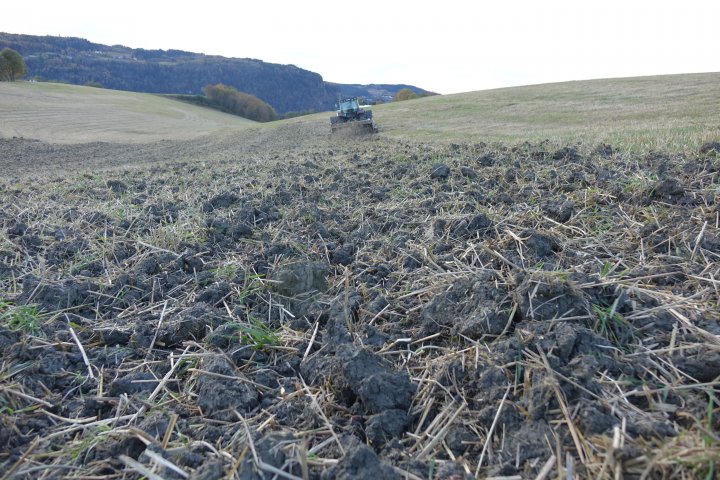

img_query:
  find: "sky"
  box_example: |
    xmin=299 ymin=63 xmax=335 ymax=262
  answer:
xmin=2 ymin=0 xmax=719 ymax=94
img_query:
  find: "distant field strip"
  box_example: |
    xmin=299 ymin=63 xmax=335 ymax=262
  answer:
xmin=0 ymin=82 xmax=255 ymax=144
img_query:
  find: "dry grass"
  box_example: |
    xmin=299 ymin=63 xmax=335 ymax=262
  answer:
xmin=0 ymin=81 xmax=256 ymax=144
xmin=291 ymin=72 xmax=720 ymax=153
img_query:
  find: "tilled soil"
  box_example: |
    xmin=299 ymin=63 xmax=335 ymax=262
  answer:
xmin=0 ymin=122 xmax=318 ymax=178
xmin=1 ymin=126 xmax=719 ymax=479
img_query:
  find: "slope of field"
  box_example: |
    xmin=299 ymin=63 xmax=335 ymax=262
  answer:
xmin=3 ymin=72 xmax=719 ymax=153
xmin=358 ymin=72 xmax=720 ymax=151
xmin=0 ymin=81 xmax=256 ymax=144
xmin=1 ymin=74 xmax=719 ymax=479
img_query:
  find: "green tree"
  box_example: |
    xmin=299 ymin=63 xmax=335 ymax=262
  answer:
xmin=393 ymin=88 xmax=417 ymax=102
xmin=0 ymin=48 xmax=28 ymax=81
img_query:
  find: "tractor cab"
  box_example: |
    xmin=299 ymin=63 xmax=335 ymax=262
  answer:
xmin=337 ymin=98 xmax=361 ymax=117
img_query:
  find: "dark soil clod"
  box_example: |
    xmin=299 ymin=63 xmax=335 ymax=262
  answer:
xmin=430 ymin=163 xmax=451 ymax=179
xmin=196 ymin=355 xmax=259 ymax=420
xmin=514 ymin=271 xmax=589 ymax=321
xmin=322 ymin=444 xmax=398 ymax=480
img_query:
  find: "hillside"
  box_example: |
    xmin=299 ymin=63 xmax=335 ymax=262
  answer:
xmin=0 ymin=81 xmax=256 ymax=144
xmin=364 ymin=72 xmax=720 ymax=151
xmin=0 ymin=32 xmax=432 ymax=113
xmin=326 ymin=82 xmax=436 ymax=104
xmin=2 ymin=72 xmax=718 ymax=153
xmin=269 ymin=71 xmax=720 ymax=153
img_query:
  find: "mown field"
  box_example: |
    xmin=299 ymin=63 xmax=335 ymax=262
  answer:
xmin=0 ymin=82 xmax=256 ymax=144
xmin=370 ymin=72 xmax=720 ymax=152
xmin=1 ymin=75 xmax=719 ymax=480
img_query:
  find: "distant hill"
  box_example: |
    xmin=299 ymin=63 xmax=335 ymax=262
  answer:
xmin=0 ymin=32 xmax=433 ymax=113
xmin=327 ymin=83 xmax=434 ymax=104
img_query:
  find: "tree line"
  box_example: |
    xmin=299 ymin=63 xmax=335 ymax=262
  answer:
xmin=203 ymin=84 xmax=277 ymax=122
xmin=393 ymin=88 xmax=436 ymax=102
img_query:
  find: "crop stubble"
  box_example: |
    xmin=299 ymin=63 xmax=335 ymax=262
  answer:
xmin=1 ymin=125 xmax=719 ymax=479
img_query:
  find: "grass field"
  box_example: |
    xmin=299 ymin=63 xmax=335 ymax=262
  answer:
xmin=0 ymin=81 xmax=256 ymax=144
xmin=287 ymin=72 xmax=720 ymax=153
xmin=372 ymin=72 xmax=720 ymax=151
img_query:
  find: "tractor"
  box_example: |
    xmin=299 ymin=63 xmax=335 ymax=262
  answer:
xmin=330 ymin=97 xmax=377 ymax=133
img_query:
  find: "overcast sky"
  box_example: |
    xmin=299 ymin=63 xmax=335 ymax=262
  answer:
xmin=2 ymin=0 xmax=719 ymax=94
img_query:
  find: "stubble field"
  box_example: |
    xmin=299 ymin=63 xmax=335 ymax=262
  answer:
xmin=1 ymin=77 xmax=719 ymax=479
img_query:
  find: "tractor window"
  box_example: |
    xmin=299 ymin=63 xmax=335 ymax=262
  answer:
xmin=340 ymin=99 xmax=358 ymax=111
